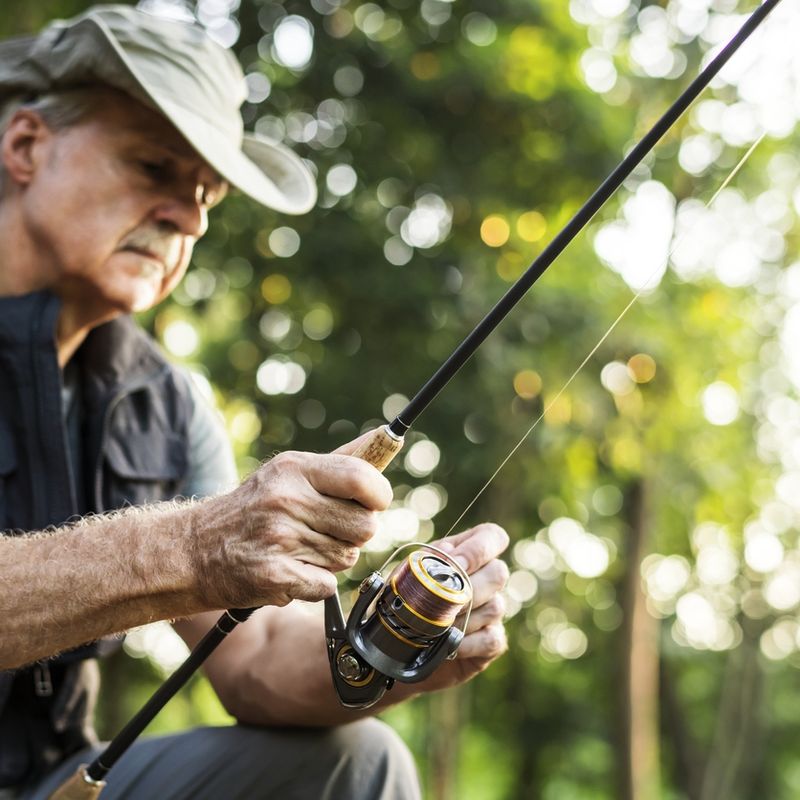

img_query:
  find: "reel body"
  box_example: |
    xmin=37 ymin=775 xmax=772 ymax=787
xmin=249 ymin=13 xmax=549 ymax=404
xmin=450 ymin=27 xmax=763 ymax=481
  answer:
xmin=325 ymin=544 xmax=472 ymax=708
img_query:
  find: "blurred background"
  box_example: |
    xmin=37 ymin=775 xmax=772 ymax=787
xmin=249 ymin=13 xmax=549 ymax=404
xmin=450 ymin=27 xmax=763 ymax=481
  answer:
xmin=5 ymin=0 xmax=800 ymax=797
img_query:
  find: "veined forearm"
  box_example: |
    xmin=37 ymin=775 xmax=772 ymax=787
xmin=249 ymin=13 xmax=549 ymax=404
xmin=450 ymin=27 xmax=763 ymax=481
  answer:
xmin=0 ymin=501 xmax=204 ymax=669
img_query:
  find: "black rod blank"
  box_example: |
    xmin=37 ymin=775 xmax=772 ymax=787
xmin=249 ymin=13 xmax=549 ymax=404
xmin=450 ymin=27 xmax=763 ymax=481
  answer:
xmin=86 ymin=607 xmax=257 ymax=781
xmin=389 ymin=0 xmax=782 ymax=438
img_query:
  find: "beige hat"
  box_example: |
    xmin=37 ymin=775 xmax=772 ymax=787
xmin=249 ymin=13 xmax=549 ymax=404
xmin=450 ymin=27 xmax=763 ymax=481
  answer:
xmin=0 ymin=4 xmax=317 ymax=214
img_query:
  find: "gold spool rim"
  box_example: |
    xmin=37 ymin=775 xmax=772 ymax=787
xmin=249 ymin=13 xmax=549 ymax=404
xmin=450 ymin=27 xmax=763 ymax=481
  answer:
xmin=407 ymin=550 xmax=472 ymax=605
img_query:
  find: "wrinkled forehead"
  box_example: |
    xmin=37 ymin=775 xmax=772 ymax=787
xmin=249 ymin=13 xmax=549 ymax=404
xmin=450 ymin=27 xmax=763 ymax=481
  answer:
xmin=62 ymin=87 xmax=221 ymax=174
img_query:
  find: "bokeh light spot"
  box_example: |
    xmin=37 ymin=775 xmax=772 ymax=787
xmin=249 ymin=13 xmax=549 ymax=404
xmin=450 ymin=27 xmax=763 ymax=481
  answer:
xmin=326 ymin=164 xmax=358 ymax=197
xmin=701 ymin=381 xmax=740 ymax=426
xmin=273 ymin=15 xmax=315 ymax=70
xmin=601 ymin=361 xmax=635 ymax=396
xmin=462 ymin=13 xmax=497 ymax=46
xmin=513 ymin=369 xmax=543 ymax=399
xmin=745 ymin=534 xmax=784 ymax=573
xmin=627 ymin=353 xmax=656 ymax=383
xmin=269 ymin=227 xmax=301 ymax=258
xmin=256 ymin=358 xmax=307 ymax=395
xmin=410 ymin=52 xmax=440 ymax=81
xmin=405 ymin=440 xmax=441 ymax=477
xmin=261 ymin=274 xmax=292 ymax=304
xmin=297 ymin=399 xmax=326 ymax=429
xmin=303 ymin=305 xmax=334 ymax=340
xmin=383 ymin=393 xmax=409 ymax=421
xmin=163 ymin=320 xmax=199 ymax=357
xmin=516 ymin=211 xmax=547 ymax=243
xmin=480 ymin=215 xmax=511 ymax=247
xmin=333 ymin=65 xmax=364 ymax=96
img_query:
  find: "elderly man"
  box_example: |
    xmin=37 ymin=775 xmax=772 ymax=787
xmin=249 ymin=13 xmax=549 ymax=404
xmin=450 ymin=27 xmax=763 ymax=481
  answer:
xmin=0 ymin=5 xmax=509 ymax=800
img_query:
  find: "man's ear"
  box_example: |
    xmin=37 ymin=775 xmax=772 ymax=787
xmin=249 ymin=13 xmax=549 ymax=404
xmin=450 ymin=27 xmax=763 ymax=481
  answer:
xmin=1 ymin=109 xmax=51 ymax=188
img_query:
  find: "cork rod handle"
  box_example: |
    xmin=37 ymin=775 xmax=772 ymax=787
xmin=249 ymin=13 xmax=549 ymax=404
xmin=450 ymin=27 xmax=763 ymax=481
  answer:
xmin=349 ymin=425 xmax=404 ymax=473
xmin=48 ymin=767 xmax=105 ymax=800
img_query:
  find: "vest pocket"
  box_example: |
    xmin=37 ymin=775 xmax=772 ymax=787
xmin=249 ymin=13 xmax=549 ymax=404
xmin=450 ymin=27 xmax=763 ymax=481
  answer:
xmin=102 ymin=433 xmax=187 ymax=509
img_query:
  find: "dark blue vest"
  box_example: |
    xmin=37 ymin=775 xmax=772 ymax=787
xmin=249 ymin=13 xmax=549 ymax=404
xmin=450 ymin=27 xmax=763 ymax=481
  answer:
xmin=0 ymin=291 xmax=193 ymax=786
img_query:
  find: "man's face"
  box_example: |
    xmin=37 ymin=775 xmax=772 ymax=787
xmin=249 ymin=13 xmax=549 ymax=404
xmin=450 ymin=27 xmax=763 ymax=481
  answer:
xmin=17 ymin=90 xmax=226 ymax=316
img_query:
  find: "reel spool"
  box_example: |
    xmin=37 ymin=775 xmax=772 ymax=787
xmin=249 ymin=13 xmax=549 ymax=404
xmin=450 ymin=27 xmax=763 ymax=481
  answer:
xmin=325 ymin=544 xmax=472 ymax=708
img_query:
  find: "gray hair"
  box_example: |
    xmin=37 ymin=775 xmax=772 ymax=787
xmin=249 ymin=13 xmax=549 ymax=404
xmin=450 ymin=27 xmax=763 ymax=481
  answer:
xmin=0 ymin=89 xmax=102 ymax=192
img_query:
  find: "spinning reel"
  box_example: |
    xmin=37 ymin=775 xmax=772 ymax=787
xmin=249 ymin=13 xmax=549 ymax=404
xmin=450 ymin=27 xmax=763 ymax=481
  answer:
xmin=325 ymin=543 xmax=473 ymax=708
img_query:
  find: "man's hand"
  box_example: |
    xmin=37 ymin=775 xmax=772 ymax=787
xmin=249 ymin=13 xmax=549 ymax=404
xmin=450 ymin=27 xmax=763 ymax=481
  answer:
xmin=190 ymin=448 xmax=393 ymax=610
xmin=179 ymin=519 xmax=509 ymax=726
xmin=420 ymin=523 xmax=510 ymax=691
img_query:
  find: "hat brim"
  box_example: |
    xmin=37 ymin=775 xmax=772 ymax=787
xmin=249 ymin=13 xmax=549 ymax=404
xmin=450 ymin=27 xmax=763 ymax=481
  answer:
xmin=151 ymin=91 xmax=317 ymax=215
xmin=88 ymin=14 xmax=318 ymax=215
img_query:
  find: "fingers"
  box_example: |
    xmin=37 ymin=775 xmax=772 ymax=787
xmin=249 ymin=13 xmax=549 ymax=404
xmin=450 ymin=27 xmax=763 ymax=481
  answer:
xmin=293 ymin=528 xmax=362 ymax=572
xmin=297 ymin=452 xmax=393 ymax=512
xmin=266 ymin=558 xmax=339 ymax=605
xmin=436 ymin=523 xmax=509 ymax=575
xmin=468 ymin=559 xmax=510 ymax=609
xmin=455 ymin=623 xmax=508 ymax=662
xmin=192 ymin=447 xmax=395 ymax=609
xmin=436 ymin=526 xmax=508 ymax=669
xmin=464 ymin=592 xmax=506 ymax=635
xmin=292 ymin=492 xmax=380 ymax=547
xmin=263 ymin=451 xmax=388 ymax=545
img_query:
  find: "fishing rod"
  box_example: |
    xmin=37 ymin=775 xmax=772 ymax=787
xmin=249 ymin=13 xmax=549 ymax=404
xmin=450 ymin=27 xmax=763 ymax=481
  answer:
xmin=50 ymin=1 xmax=782 ymax=796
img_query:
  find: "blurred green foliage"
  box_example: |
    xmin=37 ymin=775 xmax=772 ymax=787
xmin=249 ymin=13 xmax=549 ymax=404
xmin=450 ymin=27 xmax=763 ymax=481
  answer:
xmin=4 ymin=1 xmax=800 ymax=798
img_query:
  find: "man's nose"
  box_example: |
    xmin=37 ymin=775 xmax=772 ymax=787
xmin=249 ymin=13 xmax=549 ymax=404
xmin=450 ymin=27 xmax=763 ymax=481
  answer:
xmin=152 ymin=184 xmax=209 ymax=238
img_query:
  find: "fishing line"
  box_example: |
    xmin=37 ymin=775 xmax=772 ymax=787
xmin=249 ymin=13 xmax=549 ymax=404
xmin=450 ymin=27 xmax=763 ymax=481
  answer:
xmin=442 ymin=132 xmax=767 ymax=539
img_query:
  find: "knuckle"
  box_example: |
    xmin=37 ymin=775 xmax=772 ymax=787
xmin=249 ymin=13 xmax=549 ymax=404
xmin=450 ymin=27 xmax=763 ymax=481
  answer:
xmin=486 ymin=593 xmax=506 ymax=619
xmin=376 ymin=476 xmax=393 ymax=510
xmin=268 ymin=518 xmax=295 ymax=545
xmin=300 ymin=571 xmax=337 ymax=601
xmin=265 ymin=487 xmax=294 ymax=517
xmin=333 ymin=544 xmax=360 ymax=570
xmin=269 ymin=450 xmax=300 ymax=471
xmin=487 ymin=625 xmax=507 ymax=657
xmin=480 ymin=522 xmax=510 ymax=548
xmin=358 ymin=511 xmax=379 ymax=543
xmin=492 ymin=559 xmax=510 ymax=587
xmin=345 ymin=545 xmax=361 ymax=568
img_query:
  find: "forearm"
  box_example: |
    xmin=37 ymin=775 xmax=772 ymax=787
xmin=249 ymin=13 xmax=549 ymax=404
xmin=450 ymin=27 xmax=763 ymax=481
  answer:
xmin=0 ymin=500 xmax=205 ymax=669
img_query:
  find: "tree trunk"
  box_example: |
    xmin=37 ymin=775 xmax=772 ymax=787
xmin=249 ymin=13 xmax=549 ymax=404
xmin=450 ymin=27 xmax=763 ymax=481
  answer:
xmin=427 ymin=687 xmax=462 ymax=800
xmin=660 ymin=656 xmax=705 ymax=800
xmin=698 ymin=617 xmax=766 ymax=800
xmin=617 ymin=479 xmax=661 ymax=800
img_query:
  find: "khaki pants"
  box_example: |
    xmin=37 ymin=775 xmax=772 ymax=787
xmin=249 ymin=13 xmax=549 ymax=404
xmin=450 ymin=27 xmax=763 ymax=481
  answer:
xmin=21 ymin=720 xmax=421 ymax=800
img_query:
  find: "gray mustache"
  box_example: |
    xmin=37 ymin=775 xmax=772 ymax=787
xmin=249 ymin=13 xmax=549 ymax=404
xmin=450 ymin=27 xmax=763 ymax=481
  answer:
xmin=119 ymin=228 xmax=183 ymax=271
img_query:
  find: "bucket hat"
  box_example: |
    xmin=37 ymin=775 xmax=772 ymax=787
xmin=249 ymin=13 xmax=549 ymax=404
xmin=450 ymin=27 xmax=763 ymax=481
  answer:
xmin=0 ymin=4 xmax=317 ymax=214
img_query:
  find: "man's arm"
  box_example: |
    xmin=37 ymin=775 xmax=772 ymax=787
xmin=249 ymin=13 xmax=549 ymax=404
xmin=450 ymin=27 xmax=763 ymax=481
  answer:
xmin=0 ymin=449 xmax=392 ymax=670
xmin=173 ymin=523 xmax=509 ymax=727
xmin=0 ymin=501 xmax=201 ymax=669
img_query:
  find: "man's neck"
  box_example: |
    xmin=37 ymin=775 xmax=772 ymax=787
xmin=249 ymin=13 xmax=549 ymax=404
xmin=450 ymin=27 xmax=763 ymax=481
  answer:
xmin=0 ymin=206 xmax=103 ymax=366
xmin=0 ymin=203 xmax=53 ymax=296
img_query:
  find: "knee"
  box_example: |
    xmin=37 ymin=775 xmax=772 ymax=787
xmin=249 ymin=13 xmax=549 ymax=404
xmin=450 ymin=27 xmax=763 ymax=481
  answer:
xmin=324 ymin=718 xmax=421 ymax=800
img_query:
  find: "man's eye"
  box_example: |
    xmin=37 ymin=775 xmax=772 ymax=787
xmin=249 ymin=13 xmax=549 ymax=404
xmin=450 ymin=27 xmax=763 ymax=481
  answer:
xmin=139 ymin=160 xmax=169 ymax=178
